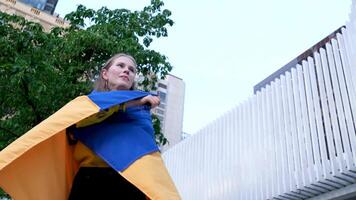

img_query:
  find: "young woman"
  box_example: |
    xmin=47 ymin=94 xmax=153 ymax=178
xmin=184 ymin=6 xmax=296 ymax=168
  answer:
xmin=67 ymin=53 xmax=180 ymax=199
xmin=0 ymin=53 xmax=180 ymax=200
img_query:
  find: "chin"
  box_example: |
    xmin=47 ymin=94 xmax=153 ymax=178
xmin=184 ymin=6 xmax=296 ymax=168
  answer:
xmin=115 ymin=84 xmax=132 ymax=91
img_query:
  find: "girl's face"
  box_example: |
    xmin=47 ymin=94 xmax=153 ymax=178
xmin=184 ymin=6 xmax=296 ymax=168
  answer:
xmin=102 ymin=56 xmax=136 ymax=90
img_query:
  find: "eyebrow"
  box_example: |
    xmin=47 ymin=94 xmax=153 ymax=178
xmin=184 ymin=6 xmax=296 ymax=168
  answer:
xmin=116 ymin=62 xmax=136 ymax=68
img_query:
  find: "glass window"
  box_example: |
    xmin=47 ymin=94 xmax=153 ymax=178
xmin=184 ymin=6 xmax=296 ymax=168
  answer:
xmin=158 ymin=91 xmax=166 ymax=103
xmin=19 ymin=0 xmax=46 ymax=10
xmin=158 ymin=103 xmax=165 ymax=109
xmin=156 ymin=109 xmax=164 ymax=115
xmin=158 ymin=83 xmax=167 ymax=89
xmin=157 ymin=115 xmax=164 ymax=123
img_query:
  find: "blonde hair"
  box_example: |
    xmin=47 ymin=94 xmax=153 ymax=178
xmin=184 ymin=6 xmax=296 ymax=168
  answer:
xmin=94 ymin=53 xmax=137 ymax=91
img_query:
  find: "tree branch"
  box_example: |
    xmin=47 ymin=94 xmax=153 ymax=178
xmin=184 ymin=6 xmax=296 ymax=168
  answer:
xmin=0 ymin=125 xmax=21 ymax=137
xmin=20 ymin=77 xmax=42 ymax=124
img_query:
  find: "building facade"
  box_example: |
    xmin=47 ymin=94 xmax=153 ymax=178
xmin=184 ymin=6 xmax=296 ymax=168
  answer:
xmin=0 ymin=0 xmax=68 ymax=32
xmin=163 ymin=2 xmax=356 ymax=199
xmin=18 ymin=0 xmax=57 ymax=14
xmin=153 ymin=74 xmax=185 ymax=151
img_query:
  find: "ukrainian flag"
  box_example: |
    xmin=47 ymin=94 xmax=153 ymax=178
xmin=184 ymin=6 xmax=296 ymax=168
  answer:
xmin=0 ymin=90 xmax=181 ymax=200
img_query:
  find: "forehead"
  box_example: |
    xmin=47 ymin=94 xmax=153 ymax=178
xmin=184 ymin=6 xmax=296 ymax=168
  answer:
xmin=112 ymin=56 xmax=136 ymax=67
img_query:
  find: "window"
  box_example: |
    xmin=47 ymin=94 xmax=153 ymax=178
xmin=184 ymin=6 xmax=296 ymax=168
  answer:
xmin=157 ymin=115 xmax=164 ymax=123
xmin=158 ymin=104 xmax=165 ymax=109
xmin=156 ymin=109 xmax=164 ymax=115
xmin=158 ymin=83 xmax=167 ymax=89
xmin=158 ymin=91 xmax=166 ymax=103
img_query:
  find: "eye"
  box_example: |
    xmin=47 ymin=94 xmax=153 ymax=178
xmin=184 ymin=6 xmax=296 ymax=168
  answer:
xmin=129 ymin=66 xmax=136 ymax=73
xmin=117 ymin=63 xmax=124 ymax=68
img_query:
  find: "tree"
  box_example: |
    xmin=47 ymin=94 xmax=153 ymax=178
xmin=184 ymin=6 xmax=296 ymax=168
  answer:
xmin=0 ymin=0 xmax=173 ymax=196
xmin=0 ymin=0 xmax=173 ymax=148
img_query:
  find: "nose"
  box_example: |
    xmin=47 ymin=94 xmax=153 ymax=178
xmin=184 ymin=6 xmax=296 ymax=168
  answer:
xmin=122 ymin=66 xmax=129 ymax=74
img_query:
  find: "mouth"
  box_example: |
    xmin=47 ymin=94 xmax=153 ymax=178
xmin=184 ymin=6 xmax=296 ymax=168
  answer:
xmin=119 ymin=76 xmax=129 ymax=81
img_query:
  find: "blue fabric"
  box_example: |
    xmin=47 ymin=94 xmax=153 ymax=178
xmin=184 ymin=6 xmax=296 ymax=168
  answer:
xmin=74 ymin=90 xmax=159 ymax=171
xmin=88 ymin=90 xmax=151 ymax=111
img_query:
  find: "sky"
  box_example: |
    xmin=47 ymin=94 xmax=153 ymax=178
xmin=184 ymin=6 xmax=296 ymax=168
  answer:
xmin=55 ymin=0 xmax=352 ymax=134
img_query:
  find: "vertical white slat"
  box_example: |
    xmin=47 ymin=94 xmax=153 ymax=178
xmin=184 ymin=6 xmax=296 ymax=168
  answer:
xmin=184 ymin=139 xmax=191 ymax=199
xmin=287 ymin=70 xmax=311 ymax=199
xmin=299 ymin=62 xmax=327 ymax=197
xmin=289 ymin=66 xmax=313 ymax=198
xmin=223 ymin=113 xmax=230 ymax=199
xmin=305 ymin=56 xmax=333 ymax=192
xmin=297 ymin=63 xmax=316 ymax=187
xmin=212 ymin=120 xmax=220 ymax=200
xmin=280 ymin=74 xmax=297 ymax=194
xmin=262 ymin=85 xmax=273 ymax=199
xmin=256 ymin=91 xmax=265 ymax=200
xmin=246 ymin=98 xmax=254 ymax=200
xmin=237 ymin=105 xmax=243 ymax=200
xmin=191 ymin=137 xmax=198 ymax=199
xmin=222 ymin=112 xmax=228 ymax=199
xmin=241 ymin=102 xmax=248 ymax=200
xmin=224 ymin=111 xmax=230 ymax=199
xmin=345 ymin=18 xmax=356 ymax=67
xmin=275 ymin=77 xmax=290 ymax=195
xmin=341 ymin=28 xmax=356 ymax=97
xmin=216 ymin=117 xmax=223 ymax=199
xmin=307 ymin=56 xmax=333 ymax=189
xmin=230 ymin=111 xmax=235 ymax=200
xmin=325 ymin=42 xmax=348 ymax=174
xmin=252 ymin=96 xmax=260 ymax=200
xmin=214 ymin=118 xmax=222 ymax=200
xmin=223 ymin=115 xmax=229 ymax=199
xmin=237 ymin=104 xmax=243 ymax=200
xmin=229 ymin=108 xmax=236 ymax=200
xmin=292 ymin=66 xmax=309 ymax=188
xmin=239 ymin=102 xmax=245 ymax=200
xmin=286 ymin=71 xmax=303 ymax=189
xmin=249 ymin=97 xmax=256 ymax=200
xmin=303 ymin=59 xmax=323 ymax=183
xmin=315 ymin=50 xmax=338 ymax=179
xmin=203 ymin=130 xmax=208 ymax=198
xmin=337 ymin=31 xmax=356 ymax=166
xmin=199 ymin=130 xmax=204 ymax=199
xmin=245 ymin=100 xmax=252 ymax=200
xmin=205 ymin=124 xmax=212 ymax=199
xmin=242 ymin=101 xmax=249 ymax=200
xmin=266 ymin=84 xmax=276 ymax=198
xmin=271 ymin=79 xmax=284 ymax=196
xmin=233 ymin=106 xmax=241 ymax=200
xmin=321 ymin=46 xmax=346 ymax=177
xmin=260 ymin=87 xmax=269 ymax=199
xmin=331 ymin=38 xmax=354 ymax=171
xmin=270 ymin=81 xmax=280 ymax=197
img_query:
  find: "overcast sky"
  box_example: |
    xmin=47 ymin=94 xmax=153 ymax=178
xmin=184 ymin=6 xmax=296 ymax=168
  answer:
xmin=55 ymin=0 xmax=352 ymax=134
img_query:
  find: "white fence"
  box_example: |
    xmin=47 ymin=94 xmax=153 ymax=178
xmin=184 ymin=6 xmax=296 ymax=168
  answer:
xmin=162 ymin=1 xmax=356 ymax=199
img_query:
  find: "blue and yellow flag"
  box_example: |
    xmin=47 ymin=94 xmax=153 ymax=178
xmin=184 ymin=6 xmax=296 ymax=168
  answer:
xmin=0 ymin=90 xmax=181 ymax=200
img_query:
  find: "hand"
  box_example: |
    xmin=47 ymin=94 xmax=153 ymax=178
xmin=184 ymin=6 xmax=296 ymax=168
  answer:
xmin=139 ymin=95 xmax=160 ymax=108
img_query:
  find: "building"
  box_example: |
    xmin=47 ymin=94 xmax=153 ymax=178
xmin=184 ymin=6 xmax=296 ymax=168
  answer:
xmin=153 ymin=74 xmax=185 ymax=151
xmin=18 ymin=0 xmax=57 ymax=14
xmin=181 ymin=132 xmax=191 ymax=140
xmin=0 ymin=0 xmax=69 ymax=32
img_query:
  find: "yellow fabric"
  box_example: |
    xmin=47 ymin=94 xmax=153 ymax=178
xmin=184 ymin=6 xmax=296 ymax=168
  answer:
xmin=73 ymin=141 xmax=109 ymax=168
xmin=76 ymin=104 xmax=124 ymax=128
xmin=121 ymin=152 xmax=181 ymax=200
xmin=0 ymin=96 xmax=99 ymax=200
xmin=0 ymin=97 xmax=181 ymax=200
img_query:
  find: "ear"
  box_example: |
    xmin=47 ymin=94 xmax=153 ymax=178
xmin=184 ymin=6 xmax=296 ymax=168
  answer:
xmin=102 ymin=69 xmax=109 ymax=80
